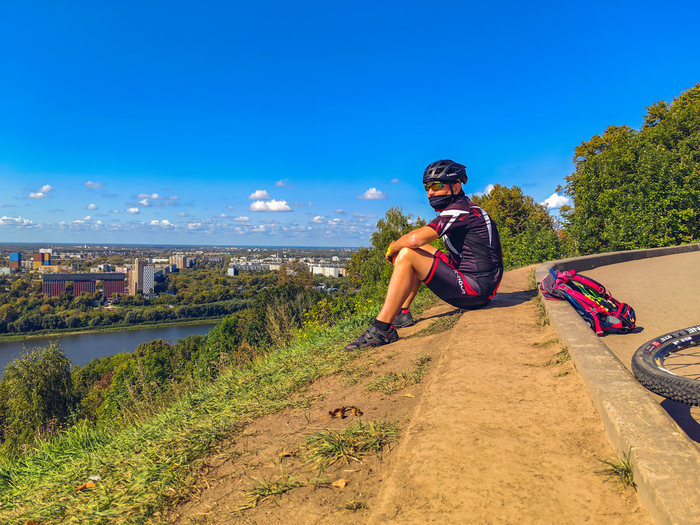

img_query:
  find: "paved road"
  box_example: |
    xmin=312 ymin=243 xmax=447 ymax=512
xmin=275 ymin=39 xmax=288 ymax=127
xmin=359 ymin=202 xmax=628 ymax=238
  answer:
xmin=538 ymin=245 xmax=700 ymax=525
xmin=581 ymin=251 xmax=700 ymax=443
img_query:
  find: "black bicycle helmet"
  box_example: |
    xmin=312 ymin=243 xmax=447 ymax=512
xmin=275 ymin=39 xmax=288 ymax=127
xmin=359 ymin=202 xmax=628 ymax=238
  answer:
xmin=422 ymin=159 xmax=468 ymax=185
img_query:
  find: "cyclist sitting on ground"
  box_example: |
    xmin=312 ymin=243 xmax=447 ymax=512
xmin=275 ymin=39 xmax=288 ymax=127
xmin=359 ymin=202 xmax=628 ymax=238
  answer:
xmin=346 ymin=159 xmax=504 ymax=350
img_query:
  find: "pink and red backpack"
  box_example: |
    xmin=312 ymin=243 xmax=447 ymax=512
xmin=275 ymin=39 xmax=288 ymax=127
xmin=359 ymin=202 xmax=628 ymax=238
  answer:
xmin=539 ymin=269 xmax=636 ymax=336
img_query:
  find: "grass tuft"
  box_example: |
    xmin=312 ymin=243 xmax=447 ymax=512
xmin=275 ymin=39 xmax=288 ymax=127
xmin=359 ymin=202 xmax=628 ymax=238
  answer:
xmin=409 ymin=313 xmax=462 ymax=338
xmin=532 ymin=296 xmax=550 ymax=326
xmin=527 ymin=267 xmax=537 ymax=291
xmin=238 ymin=475 xmax=305 ymax=510
xmin=597 ymin=449 xmax=636 ymax=489
xmin=344 ymin=499 xmax=368 ymax=511
xmin=363 ymin=355 xmax=431 ymax=395
xmin=545 ymin=347 xmax=571 ymax=366
xmin=305 ymin=420 xmax=398 ymax=473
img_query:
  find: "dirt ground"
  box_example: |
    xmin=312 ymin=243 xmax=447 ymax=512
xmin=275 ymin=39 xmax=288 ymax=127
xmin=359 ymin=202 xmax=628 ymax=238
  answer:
xmin=165 ymin=267 xmax=652 ymax=524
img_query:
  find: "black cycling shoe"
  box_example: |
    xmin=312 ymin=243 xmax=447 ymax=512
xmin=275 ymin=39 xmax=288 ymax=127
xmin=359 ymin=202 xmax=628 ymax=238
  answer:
xmin=392 ymin=311 xmax=415 ymax=328
xmin=345 ymin=324 xmax=399 ymax=350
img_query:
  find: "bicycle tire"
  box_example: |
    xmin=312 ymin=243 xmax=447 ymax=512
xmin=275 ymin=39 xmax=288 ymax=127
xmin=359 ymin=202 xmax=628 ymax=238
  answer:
xmin=631 ymin=325 xmax=700 ymax=406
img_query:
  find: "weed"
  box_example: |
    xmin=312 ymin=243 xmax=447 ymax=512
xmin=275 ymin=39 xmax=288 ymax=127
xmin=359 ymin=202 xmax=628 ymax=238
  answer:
xmin=527 ymin=267 xmax=537 ymax=291
xmin=414 ymin=354 xmax=432 ymax=367
xmin=546 ymin=348 xmax=571 ymax=366
xmin=239 ymin=475 xmax=305 ymax=509
xmin=339 ymin=359 xmax=375 ymax=386
xmin=409 ymin=313 xmax=462 ymax=338
xmin=597 ymin=449 xmax=636 ymax=489
xmin=364 ymin=355 xmax=430 ymax=394
xmin=344 ymin=500 xmax=368 ymax=511
xmin=531 ymin=296 xmax=550 ymax=326
xmin=532 ymin=338 xmax=559 ymax=347
xmin=305 ymin=420 xmax=398 ymax=472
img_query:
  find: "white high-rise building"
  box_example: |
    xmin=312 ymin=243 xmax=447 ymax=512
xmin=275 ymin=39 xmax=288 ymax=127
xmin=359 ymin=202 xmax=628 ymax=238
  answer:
xmin=143 ymin=265 xmax=155 ymax=295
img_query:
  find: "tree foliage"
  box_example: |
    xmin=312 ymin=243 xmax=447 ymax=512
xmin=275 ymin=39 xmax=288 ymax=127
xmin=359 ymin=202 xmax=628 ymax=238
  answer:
xmin=472 ymin=185 xmax=563 ymax=270
xmin=0 ymin=343 xmax=73 ymax=452
xmin=564 ymin=84 xmax=700 ymax=254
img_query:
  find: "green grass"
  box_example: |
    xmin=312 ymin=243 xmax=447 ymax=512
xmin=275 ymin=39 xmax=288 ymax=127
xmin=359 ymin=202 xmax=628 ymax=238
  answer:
xmin=408 ymin=312 xmax=462 ymax=338
xmin=532 ymin=296 xmax=550 ymax=326
xmin=363 ymin=355 xmax=431 ymax=394
xmin=527 ymin=267 xmax=537 ymax=291
xmin=0 ymin=316 xmax=375 ymax=524
xmin=304 ymin=420 xmax=399 ymax=473
xmin=0 ymin=286 xmax=440 ymax=524
xmin=238 ymin=474 xmax=306 ymax=510
xmin=597 ymin=449 xmax=636 ymax=489
xmin=545 ymin=347 xmax=571 ymax=366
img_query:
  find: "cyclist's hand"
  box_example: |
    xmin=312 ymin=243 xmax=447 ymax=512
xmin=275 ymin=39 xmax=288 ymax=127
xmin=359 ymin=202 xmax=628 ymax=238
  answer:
xmin=385 ymin=246 xmax=399 ymax=264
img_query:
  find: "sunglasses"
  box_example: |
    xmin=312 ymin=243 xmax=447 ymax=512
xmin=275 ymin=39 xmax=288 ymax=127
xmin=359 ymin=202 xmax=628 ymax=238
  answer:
xmin=424 ymin=181 xmax=448 ymax=191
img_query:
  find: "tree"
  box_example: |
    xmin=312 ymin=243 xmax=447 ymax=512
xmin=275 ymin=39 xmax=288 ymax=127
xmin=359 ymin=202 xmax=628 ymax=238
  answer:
xmin=0 ymin=343 xmax=73 ymax=453
xmin=564 ymin=84 xmax=700 ymax=254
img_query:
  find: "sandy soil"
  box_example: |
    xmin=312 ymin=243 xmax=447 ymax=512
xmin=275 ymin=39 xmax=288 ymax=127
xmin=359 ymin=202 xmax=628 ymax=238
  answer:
xmin=165 ymin=267 xmax=652 ymax=524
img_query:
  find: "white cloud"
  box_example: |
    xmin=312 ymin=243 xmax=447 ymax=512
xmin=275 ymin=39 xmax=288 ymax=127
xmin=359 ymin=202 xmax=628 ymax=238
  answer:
xmin=249 ymin=199 xmax=292 ymax=212
xmin=126 ymin=207 xmax=139 ymax=214
xmin=312 ymin=216 xmax=325 ymax=223
xmin=150 ymin=219 xmax=174 ymax=227
xmin=111 ymin=209 xmax=120 ymax=214
xmin=473 ymin=184 xmax=495 ymax=198
xmin=219 ymin=213 xmax=228 ymax=218
xmin=226 ymin=206 xmax=234 ymax=210
xmin=84 ymin=181 xmax=103 ymax=189
xmin=291 ymin=202 xmax=313 ymax=207
xmin=139 ymin=199 xmax=151 ymax=206
xmin=178 ymin=212 xmax=189 ymax=217
xmin=275 ymin=179 xmax=294 ymax=187
xmin=541 ymin=193 xmax=571 ymax=210
xmin=0 ymin=216 xmax=34 ymax=227
xmin=391 ymin=178 xmax=399 ymax=183
xmin=169 ymin=195 xmax=179 ymax=200
xmin=358 ymin=188 xmax=387 ymax=200
xmin=248 ymin=190 xmax=270 ymax=200
xmin=138 ymin=193 xmax=161 ymax=199
xmin=87 ymin=203 xmax=98 ymax=210
xmin=28 ymin=185 xmax=54 ymax=199
xmin=234 ymin=216 xmax=250 ymax=221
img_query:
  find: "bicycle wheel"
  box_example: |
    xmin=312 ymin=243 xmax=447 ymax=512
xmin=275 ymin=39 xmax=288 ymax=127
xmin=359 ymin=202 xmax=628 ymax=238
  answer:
xmin=631 ymin=325 xmax=700 ymax=406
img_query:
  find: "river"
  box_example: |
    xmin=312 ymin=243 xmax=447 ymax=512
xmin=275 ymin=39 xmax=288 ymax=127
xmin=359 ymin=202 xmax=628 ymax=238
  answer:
xmin=0 ymin=323 xmax=218 ymax=375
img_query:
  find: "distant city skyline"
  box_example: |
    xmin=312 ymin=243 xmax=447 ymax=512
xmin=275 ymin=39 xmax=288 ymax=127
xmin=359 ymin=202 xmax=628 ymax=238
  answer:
xmin=2 ymin=2 xmax=699 ymax=246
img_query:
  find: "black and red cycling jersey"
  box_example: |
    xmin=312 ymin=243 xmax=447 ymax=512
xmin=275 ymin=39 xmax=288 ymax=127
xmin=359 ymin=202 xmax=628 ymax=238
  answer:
xmin=427 ymin=195 xmax=503 ymax=278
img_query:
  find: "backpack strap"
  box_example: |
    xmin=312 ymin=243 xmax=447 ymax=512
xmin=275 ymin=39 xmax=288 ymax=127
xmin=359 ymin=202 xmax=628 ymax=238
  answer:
xmin=554 ymin=283 xmax=607 ymax=336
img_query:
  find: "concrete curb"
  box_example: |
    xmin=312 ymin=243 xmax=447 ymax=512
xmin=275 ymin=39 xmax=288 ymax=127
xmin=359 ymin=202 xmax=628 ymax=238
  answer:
xmin=536 ymin=243 xmax=700 ymax=525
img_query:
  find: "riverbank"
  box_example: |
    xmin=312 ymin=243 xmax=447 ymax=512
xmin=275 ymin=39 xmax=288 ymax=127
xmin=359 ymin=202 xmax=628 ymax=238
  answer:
xmin=0 ymin=316 xmax=226 ymax=343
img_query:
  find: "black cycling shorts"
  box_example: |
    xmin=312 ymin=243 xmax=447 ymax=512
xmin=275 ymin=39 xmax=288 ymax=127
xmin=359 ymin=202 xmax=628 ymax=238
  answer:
xmin=423 ymin=250 xmax=502 ymax=310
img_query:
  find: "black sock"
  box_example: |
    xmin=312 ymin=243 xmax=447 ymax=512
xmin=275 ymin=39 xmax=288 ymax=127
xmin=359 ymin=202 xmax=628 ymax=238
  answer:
xmin=373 ymin=319 xmax=392 ymax=332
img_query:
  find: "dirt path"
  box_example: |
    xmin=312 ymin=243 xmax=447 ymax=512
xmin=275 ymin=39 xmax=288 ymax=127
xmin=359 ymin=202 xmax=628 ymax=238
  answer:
xmin=167 ymin=267 xmax=651 ymax=524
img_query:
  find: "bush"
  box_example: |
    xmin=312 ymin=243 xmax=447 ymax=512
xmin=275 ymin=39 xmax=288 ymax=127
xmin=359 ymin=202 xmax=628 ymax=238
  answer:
xmin=0 ymin=343 xmax=73 ymax=455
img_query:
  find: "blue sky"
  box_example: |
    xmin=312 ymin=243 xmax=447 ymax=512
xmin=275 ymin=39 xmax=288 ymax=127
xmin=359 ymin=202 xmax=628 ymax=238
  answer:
xmin=1 ymin=1 xmax=698 ymax=247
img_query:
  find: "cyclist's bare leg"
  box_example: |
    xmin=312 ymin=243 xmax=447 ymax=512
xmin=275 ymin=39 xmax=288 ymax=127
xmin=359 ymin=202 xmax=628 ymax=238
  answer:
xmin=376 ymin=245 xmax=438 ymax=324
